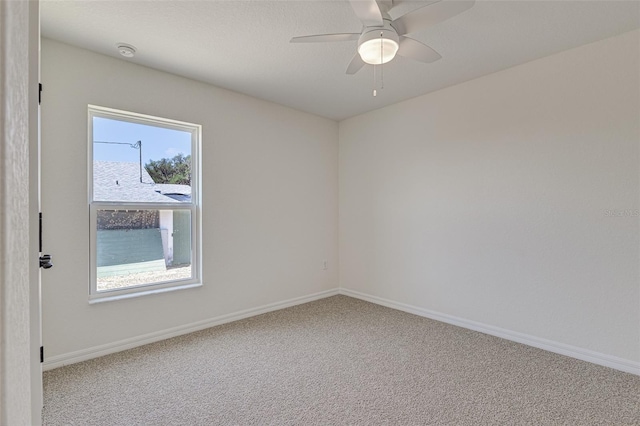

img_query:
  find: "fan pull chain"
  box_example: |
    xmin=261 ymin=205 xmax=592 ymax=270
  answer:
xmin=372 ymin=31 xmax=384 ymax=97
xmin=380 ymin=31 xmax=384 ymax=91
xmin=373 ymin=57 xmax=377 ymax=97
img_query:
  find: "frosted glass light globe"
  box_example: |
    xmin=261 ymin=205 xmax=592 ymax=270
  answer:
xmin=357 ymin=26 xmax=400 ymax=65
xmin=358 ymin=37 xmax=399 ymax=65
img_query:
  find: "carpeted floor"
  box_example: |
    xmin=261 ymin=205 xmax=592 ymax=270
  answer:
xmin=43 ymin=295 xmax=639 ymax=425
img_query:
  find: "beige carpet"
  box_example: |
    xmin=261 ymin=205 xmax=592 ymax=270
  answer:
xmin=43 ymin=295 xmax=639 ymax=425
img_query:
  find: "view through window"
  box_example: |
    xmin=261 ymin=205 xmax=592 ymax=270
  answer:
xmin=89 ymin=106 xmax=200 ymax=298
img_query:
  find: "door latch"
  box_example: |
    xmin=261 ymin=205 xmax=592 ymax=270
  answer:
xmin=39 ymin=254 xmax=53 ymax=269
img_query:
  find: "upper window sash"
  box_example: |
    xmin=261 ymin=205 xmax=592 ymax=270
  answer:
xmin=88 ymin=106 xmax=200 ymax=206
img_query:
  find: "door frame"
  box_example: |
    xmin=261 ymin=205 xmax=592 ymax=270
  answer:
xmin=29 ymin=0 xmax=44 ymax=422
xmin=0 ymin=0 xmax=42 ymax=424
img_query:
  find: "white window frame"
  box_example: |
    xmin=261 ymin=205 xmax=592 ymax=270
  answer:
xmin=88 ymin=105 xmax=202 ymax=302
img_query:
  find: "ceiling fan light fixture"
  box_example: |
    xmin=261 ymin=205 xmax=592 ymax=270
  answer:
xmin=358 ymin=38 xmax=399 ymax=64
xmin=357 ymin=27 xmax=399 ymax=65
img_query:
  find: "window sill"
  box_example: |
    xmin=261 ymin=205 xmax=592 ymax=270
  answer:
xmin=89 ymin=282 xmax=202 ymax=304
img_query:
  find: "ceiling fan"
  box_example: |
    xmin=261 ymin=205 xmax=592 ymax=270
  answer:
xmin=290 ymin=0 xmax=475 ymax=74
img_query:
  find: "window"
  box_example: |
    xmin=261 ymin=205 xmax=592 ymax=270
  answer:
xmin=89 ymin=105 xmax=201 ymax=301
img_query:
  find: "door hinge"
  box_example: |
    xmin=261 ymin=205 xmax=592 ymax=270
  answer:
xmin=39 ymin=212 xmax=42 ymax=252
xmin=40 ymin=346 xmax=44 ymax=363
xmin=39 ymin=83 xmax=42 ymax=105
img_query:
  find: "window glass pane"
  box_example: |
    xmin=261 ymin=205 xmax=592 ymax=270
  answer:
xmin=96 ymin=209 xmax=192 ymax=292
xmin=93 ymin=116 xmax=192 ymax=203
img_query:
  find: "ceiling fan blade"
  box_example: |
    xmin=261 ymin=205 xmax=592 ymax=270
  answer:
xmin=390 ymin=0 xmax=440 ymax=10
xmin=392 ymin=0 xmax=475 ymax=35
xmin=349 ymin=0 xmax=384 ymax=27
xmin=397 ymin=36 xmax=441 ymax=63
xmin=290 ymin=33 xmax=361 ymax=43
xmin=346 ymin=53 xmax=366 ymax=75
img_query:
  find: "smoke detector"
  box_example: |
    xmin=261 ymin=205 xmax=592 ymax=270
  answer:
xmin=116 ymin=43 xmax=136 ymax=58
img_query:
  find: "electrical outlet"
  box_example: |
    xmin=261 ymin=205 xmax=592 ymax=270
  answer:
xmin=322 ymin=260 xmax=328 ymax=270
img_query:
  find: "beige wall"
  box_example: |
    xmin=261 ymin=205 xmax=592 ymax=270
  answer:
xmin=41 ymin=39 xmax=339 ymax=360
xmin=42 ymin=29 xmax=640 ymax=371
xmin=339 ymin=30 xmax=640 ymax=363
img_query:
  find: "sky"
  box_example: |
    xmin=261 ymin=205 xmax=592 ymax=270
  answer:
xmin=93 ymin=116 xmax=192 ymax=165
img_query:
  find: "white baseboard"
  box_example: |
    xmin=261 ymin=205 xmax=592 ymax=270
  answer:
xmin=43 ymin=288 xmax=339 ymax=371
xmin=44 ymin=287 xmax=639 ymax=376
xmin=339 ymin=288 xmax=640 ymax=376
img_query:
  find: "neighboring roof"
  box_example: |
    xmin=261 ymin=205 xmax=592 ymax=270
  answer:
xmin=154 ymin=184 xmax=191 ymax=196
xmin=93 ymin=161 xmax=191 ymax=203
xmin=153 ymin=184 xmax=192 ymax=202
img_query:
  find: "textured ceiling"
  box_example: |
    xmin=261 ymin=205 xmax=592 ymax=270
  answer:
xmin=41 ymin=0 xmax=640 ymax=121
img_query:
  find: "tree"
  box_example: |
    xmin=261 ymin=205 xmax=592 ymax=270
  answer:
xmin=145 ymin=153 xmax=191 ymax=185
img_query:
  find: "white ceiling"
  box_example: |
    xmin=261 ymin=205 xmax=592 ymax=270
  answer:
xmin=41 ymin=0 xmax=640 ymax=121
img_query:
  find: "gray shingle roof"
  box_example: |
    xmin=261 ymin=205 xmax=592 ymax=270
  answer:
xmin=154 ymin=184 xmax=191 ymax=196
xmin=93 ymin=162 xmax=191 ymax=203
